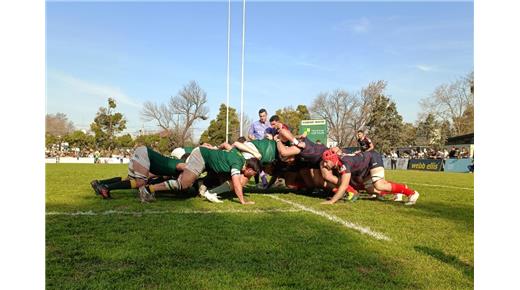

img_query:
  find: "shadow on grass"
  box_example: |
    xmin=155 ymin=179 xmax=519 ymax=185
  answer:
xmin=46 ymin=213 xmax=419 ymax=289
xmin=414 ymin=245 xmax=474 ymax=279
xmin=407 ymin=201 xmax=473 ymax=226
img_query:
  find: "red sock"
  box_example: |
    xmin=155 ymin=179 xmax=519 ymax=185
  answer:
xmin=332 ymin=185 xmax=358 ymax=194
xmin=390 ymin=183 xmax=415 ymax=196
xmin=347 ymin=185 xmax=358 ymax=194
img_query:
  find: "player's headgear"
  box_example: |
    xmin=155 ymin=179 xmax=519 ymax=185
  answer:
xmin=322 ymin=149 xmax=341 ymax=167
xmin=171 ymin=147 xmax=186 ymax=159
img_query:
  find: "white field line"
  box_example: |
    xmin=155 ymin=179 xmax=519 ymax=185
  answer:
xmin=267 ymin=195 xmax=391 ymax=241
xmin=403 ymin=182 xmax=473 ymax=191
xmin=46 ymin=208 xmax=302 ymax=216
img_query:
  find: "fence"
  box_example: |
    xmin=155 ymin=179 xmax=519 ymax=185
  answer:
xmin=383 ymin=158 xmax=472 ymax=173
xmin=45 ymin=157 xmax=130 ymax=164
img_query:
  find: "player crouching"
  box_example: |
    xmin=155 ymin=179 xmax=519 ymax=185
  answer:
xmin=320 ymin=149 xmax=420 ymax=205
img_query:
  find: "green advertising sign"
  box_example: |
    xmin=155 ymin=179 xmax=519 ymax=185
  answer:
xmin=299 ymin=119 xmax=328 ymax=143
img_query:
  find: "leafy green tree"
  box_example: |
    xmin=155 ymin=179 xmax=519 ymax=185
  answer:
xmin=416 ymin=113 xmax=438 ymax=146
xmin=398 ymin=123 xmax=417 ymax=147
xmin=90 ymin=98 xmax=127 ymax=150
xmin=365 ymin=95 xmax=404 ymax=153
xmin=45 ymin=133 xmax=58 ymax=148
xmin=116 ymin=134 xmax=134 ymax=149
xmin=199 ymin=104 xmax=240 ymax=145
xmin=133 ymin=134 xmax=171 ymax=155
xmin=275 ymin=105 xmax=310 ymax=135
xmin=63 ymin=130 xmax=95 ymax=149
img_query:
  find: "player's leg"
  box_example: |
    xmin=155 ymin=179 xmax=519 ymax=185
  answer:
xmin=142 ymin=148 xmax=203 ymax=201
xmin=370 ymin=167 xmax=419 ymax=205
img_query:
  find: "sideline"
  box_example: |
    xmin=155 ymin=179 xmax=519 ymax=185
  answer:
xmin=46 ymin=208 xmax=302 ymax=216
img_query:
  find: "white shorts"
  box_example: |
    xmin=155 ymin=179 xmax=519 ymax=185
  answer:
xmin=185 ymin=147 xmax=206 ymax=176
xmin=128 ymin=146 xmax=150 ymax=179
xmin=363 ymin=168 xmax=385 ymax=188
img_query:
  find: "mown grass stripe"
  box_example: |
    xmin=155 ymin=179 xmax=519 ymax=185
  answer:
xmin=403 ymin=182 xmax=473 ymax=190
xmin=267 ymin=195 xmax=391 ymax=241
xmin=46 ymin=208 xmax=303 ymax=216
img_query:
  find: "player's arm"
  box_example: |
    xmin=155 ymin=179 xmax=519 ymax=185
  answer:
xmin=366 ymin=139 xmax=375 ymax=152
xmin=275 ymin=138 xmax=301 ymax=158
xmin=175 ymin=163 xmax=186 ymax=172
xmin=230 ymin=173 xmax=254 ymax=205
xmin=232 ymin=141 xmax=262 ymax=160
xmin=247 ymin=124 xmax=256 ymax=141
xmin=218 ymin=142 xmax=233 ymax=151
xmin=320 ymin=161 xmax=339 ymax=185
xmin=200 ymin=143 xmax=218 ymax=149
xmin=322 ymin=172 xmax=351 ymax=204
xmin=278 ymin=128 xmax=300 ymax=146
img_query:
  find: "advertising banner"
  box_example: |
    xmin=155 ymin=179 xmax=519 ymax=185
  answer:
xmin=444 ymin=158 xmax=472 ymax=173
xmin=407 ymin=159 xmax=443 ymax=171
xmin=383 ymin=158 xmax=409 ymax=170
xmin=299 ymin=119 xmax=328 ymax=143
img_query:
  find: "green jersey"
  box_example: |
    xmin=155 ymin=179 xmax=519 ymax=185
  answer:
xmin=251 ymin=139 xmax=277 ymax=164
xmin=146 ymin=147 xmax=183 ymax=177
xmin=200 ymin=147 xmax=246 ymax=176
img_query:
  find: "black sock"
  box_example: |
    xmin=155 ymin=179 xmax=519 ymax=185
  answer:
xmin=106 ymin=180 xmax=132 ymax=190
xmin=148 ymin=176 xmax=167 ymax=185
xmin=254 ymin=174 xmax=260 ymax=184
xmin=99 ymin=177 xmax=123 ymax=185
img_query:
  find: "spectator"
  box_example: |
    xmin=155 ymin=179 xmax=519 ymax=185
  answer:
xmin=248 ymin=108 xmax=270 ymax=141
xmin=390 ymin=150 xmax=398 ymax=170
xmin=266 ymin=115 xmax=290 ymax=139
xmin=460 ymin=147 xmax=469 ymax=158
xmin=354 ymin=130 xmax=374 ymax=154
xmin=443 ymin=148 xmax=449 ymax=160
xmin=315 ymin=139 xmax=322 ymax=145
xmin=448 ymin=147 xmax=457 ymax=159
xmin=94 ymin=150 xmax=100 ymax=164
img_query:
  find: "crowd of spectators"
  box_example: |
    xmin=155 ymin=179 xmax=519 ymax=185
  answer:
xmin=46 ymin=147 xmax=134 ymax=164
xmin=385 ymin=146 xmax=472 ymax=160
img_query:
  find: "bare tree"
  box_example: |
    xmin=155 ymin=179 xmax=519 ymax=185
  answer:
xmin=46 ymin=113 xmax=75 ymax=136
xmin=420 ymin=73 xmax=474 ymax=136
xmin=348 ymin=80 xmax=387 ymax=145
xmin=141 ymin=81 xmax=209 ymax=147
xmin=310 ymin=89 xmax=359 ymax=147
xmin=242 ymin=115 xmax=253 ymax=138
xmin=310 ymin=80 xmax=387 ymax=147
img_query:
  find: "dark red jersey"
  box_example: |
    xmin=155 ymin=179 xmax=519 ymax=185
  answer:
xmin=357 ymin=136 xmax=373 ymax=152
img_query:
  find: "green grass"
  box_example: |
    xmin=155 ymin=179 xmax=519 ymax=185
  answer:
xmin=46 ymin=164 xmax=474 ymax=289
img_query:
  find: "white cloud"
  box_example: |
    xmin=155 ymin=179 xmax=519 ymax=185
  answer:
xmin=48 ymin=70 xmax=141 ymax=108
xmin=415 ymin=64 xmax=436 ymax=72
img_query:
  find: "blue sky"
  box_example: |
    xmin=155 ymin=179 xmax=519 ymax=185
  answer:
xmin=46 ymin=0 xmax=473 ymax=138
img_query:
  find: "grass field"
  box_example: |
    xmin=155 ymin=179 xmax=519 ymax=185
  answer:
xmin=46 ymin=164 xmax=474 ymax=289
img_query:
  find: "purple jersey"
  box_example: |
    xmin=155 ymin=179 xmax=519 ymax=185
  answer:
xmin=357 ymin=136 xmax=373 ymax=152
xmin=297 ymin=137 xmax=328 ymax=167
xmin=338 ymin=151 xmax=384 ymax=177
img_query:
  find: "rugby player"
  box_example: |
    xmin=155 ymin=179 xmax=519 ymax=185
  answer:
xmin=91 ymin=146 xmax=186 ymax=200
xmin=140 ymin=146 xmax=261 ymax=205
xmin=354 ymin=130 xmax=374 ymax=154
xmin=274 ymin=128 xmax=329 ymax=189
xmin=320 ymin=148 xmax=420 ymax=205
